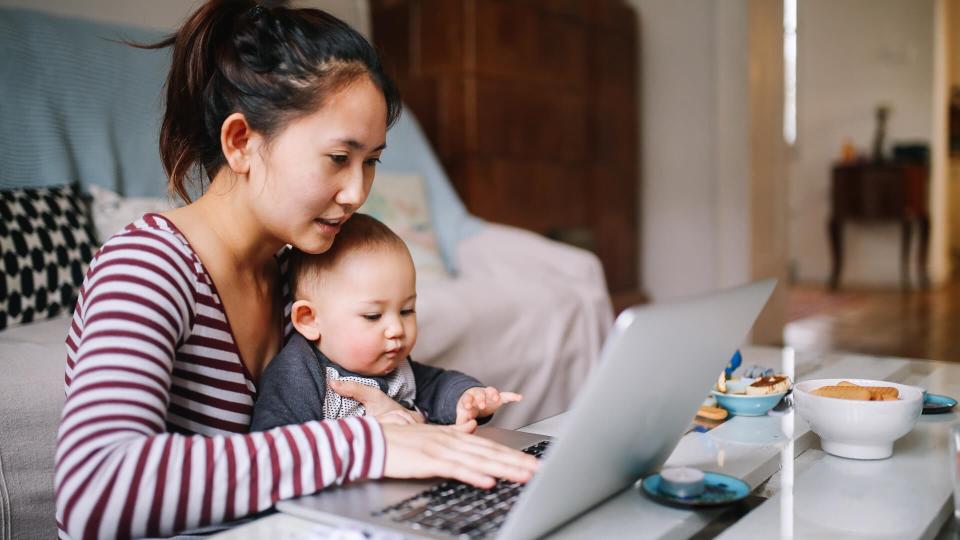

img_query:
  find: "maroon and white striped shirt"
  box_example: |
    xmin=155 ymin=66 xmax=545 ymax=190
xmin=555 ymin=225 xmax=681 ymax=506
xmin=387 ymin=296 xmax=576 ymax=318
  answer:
xmin=55 ymin=213 xmax=385 ymax=539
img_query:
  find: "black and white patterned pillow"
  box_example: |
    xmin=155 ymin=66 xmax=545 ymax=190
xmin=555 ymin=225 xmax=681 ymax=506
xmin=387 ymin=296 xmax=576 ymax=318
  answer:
xmin=0 ymin=184 xmax=98 ymax=330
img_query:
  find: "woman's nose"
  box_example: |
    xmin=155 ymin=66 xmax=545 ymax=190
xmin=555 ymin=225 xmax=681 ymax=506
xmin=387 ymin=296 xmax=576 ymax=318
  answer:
xmin=335 ymin=167 xmax=366 ymax=209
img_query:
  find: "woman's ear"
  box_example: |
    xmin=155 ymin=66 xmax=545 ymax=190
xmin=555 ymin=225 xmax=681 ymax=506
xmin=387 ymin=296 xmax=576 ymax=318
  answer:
xmin=291 ymin=299 xmax=322 ymax=342
xmin=220 ymin=112 xmax=255 ymax=175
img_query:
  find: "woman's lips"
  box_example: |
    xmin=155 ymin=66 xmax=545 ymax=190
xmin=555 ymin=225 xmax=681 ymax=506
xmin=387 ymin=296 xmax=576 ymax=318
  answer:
xmin=313 ymin=218 xmax=342 ymax=234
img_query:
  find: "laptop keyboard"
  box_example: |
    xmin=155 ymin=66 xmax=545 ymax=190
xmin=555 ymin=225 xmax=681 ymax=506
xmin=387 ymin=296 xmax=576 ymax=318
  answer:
xmin=372 ymin=440 xmax=551 ymax=539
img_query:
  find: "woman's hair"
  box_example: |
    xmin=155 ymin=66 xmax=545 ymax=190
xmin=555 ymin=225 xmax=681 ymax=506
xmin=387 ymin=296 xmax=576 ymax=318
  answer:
xmin=139 ymin=0 xmax=401 ymax=203
xmin=288 ymin=213 xmax=409 ymax=298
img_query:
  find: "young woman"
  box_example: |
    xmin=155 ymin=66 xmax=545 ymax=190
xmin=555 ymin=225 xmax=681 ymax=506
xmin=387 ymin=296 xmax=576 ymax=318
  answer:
xmin=54 ymin=2 xmax=538 ymax=537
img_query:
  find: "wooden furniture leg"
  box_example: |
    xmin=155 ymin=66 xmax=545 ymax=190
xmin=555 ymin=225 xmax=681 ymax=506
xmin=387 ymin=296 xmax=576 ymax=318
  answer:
xmin=900 ymin=218 xmax=913 ymax=291
xmin=828 ymin=216 xmax=843 ymax=290
xmin=918 ymin=214 xmax=931 ymax=289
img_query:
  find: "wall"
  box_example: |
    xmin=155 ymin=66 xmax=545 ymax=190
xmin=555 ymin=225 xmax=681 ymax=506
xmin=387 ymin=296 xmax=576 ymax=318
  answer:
xmin=629 ymin=0 xmax=787 ymax=342
xmin=946 ymin=0 xmax=960 ymax=270
xmin=788 ymin=0 xmax=937 ymax=287
xmin=630 ymin=0 xmax=725 ymax=301
xmin=0 ymin=0 xmax=370 ymax=35
xmin=748 ymin=0 xmax=789 ymax=344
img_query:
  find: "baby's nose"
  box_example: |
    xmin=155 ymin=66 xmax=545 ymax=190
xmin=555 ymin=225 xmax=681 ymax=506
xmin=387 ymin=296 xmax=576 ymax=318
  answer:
xmin=384 ymin=321 xmax=404 ymax=338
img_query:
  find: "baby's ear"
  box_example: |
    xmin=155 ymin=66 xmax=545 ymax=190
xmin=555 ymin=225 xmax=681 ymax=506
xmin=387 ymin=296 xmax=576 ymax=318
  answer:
xmin=291 ymin=299 xmax=321 ymax=342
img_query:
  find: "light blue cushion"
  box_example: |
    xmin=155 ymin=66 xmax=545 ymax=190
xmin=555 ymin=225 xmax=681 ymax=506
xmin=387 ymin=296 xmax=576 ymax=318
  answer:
xmin=378 ymin=113 xmax=484 ymax=273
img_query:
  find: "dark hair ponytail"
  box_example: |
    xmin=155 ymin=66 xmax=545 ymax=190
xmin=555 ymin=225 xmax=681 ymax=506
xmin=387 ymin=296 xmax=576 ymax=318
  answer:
xmin=137 ymin=0 xmax=401 ymax=203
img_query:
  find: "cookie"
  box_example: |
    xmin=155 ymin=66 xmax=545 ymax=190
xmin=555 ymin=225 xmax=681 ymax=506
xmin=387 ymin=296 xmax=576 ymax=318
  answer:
xmin=697 ymin=405 xmax=729 ymax=421
xmin=834 ymin=381 xmax=899 ymax=400
xmin=811 ymin=385 xmax=872 ymax=401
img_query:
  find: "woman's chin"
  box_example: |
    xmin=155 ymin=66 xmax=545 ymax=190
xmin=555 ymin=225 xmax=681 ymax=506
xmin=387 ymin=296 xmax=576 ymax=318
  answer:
xmin=294 ymin=234 xmax=335 ymax=255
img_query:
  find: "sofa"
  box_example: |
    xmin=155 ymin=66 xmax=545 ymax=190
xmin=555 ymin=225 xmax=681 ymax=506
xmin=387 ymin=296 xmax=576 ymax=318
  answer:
xmin=0 ymin=7 xmax=613 ymax=539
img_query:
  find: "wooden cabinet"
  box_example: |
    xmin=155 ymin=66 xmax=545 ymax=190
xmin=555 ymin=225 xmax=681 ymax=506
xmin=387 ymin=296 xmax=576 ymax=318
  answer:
xmin=827 ymin=162 xmax=930 ymax=290
xmin=371 ymin=0 xmax=640 ymax=293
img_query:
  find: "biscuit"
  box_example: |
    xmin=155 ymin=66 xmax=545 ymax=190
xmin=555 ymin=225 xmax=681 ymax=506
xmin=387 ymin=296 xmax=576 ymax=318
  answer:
xmin=697 ymin=405 xmax=728 ymax=421
xmin=831 ymin=381 xmax=899 ymax=400
xmin=811 ymin=385 xmax=872 ymax=400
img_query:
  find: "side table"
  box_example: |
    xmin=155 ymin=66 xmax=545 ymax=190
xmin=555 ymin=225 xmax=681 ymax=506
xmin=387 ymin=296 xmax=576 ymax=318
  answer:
xmin=827 ymin=161 xmax=930 ymax=290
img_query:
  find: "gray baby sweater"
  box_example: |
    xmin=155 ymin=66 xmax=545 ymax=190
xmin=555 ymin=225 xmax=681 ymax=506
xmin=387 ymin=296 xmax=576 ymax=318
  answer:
xmin=250 ymin=332 xmax=486 ymax=431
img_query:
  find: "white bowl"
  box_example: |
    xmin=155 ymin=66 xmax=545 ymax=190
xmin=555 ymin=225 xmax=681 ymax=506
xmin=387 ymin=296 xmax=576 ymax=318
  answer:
xmin=794 ymin=378 xmax=923 ymax=460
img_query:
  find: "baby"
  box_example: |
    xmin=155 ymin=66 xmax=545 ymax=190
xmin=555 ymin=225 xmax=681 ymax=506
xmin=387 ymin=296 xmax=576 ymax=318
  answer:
xmin=251 ymin=213 xmax=520 ymax=431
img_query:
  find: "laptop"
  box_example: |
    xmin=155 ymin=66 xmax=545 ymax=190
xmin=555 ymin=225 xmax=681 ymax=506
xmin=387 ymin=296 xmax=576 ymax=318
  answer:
xmin=277 ymin=279 xmax=776 ymax=539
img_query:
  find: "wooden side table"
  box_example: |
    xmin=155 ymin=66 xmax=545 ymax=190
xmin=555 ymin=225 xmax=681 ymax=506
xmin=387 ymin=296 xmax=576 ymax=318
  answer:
xmin=827 ymin=162 xmax=929 ymax=290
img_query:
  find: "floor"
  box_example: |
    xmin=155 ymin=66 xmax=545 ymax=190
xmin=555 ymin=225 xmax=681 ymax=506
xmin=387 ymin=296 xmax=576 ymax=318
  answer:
xmin=783 ymin=281 xmax=960 ymax=363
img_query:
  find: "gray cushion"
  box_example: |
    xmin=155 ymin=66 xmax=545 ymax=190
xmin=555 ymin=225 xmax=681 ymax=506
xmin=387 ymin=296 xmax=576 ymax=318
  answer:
xmin=0 ymin=316 xmax=70 ymax=540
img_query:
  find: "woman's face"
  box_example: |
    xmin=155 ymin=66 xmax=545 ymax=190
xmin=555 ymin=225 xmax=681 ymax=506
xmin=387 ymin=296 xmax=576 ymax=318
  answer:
xmin=248 ymin=75 xmax=388 ymax=254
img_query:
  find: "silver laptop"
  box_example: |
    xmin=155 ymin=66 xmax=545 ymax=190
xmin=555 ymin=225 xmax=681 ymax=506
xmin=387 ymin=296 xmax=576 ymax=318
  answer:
xmin=277 ymin=279 xmax=776 ymax=539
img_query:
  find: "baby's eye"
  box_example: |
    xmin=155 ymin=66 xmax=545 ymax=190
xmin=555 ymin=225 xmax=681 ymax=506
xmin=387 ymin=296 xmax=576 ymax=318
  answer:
xmin=401 ymin=308 xmax=416 ymax=316
xmin=329 ymin=154 xmax=348 ymax=165
xmin=364 ymin=157 xmax=382 ymax=167
xmin=362 ymin=313 xmax=381 ymax=321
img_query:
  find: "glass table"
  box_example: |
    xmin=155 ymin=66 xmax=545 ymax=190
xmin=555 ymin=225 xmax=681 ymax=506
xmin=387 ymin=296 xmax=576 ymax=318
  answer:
xmin=216 ymin=346 xmax=958 ymax=539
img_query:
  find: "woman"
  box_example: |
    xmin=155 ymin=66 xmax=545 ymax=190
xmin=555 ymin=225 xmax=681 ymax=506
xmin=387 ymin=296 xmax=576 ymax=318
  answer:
xmin=54 ymin=2 xmax=538 ymax=538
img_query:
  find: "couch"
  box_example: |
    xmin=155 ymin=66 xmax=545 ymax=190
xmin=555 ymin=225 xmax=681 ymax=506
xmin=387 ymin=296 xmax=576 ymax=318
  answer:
xmin=0 ymin=7 xmax=613 ymax=539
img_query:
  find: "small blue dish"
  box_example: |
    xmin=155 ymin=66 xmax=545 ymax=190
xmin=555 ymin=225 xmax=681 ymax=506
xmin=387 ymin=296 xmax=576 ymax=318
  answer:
xmin=641 ymin=471 xmax=749 ymax=508
xmin=922 ymin=393 xmax=957 ymax=415
xmin=711 ymin=379 xmax=787 ymax=417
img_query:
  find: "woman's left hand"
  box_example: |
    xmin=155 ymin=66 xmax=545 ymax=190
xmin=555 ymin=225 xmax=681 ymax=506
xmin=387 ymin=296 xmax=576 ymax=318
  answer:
xmin=329 ymin=379 xmax=425 ymax=424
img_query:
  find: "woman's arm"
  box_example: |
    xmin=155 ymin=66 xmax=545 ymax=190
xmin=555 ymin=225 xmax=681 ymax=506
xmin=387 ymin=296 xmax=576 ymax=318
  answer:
xmin=55 ymin=231 xmax=384 ymax=539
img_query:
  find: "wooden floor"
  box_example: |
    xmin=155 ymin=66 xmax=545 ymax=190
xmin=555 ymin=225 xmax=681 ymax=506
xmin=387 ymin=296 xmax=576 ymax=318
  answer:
xmin=784 ymin=281 xmax=960 ymax=363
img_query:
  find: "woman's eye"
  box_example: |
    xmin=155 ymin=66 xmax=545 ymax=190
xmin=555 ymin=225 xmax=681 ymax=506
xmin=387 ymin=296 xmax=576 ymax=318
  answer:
xmin=364 ymin=157 xmax=382 ymax=167
xmin=330 ymin=154 xmax=348 ymax=165
xmin=362 ymin=313 xmax=381 ymax=321
xmin=401 ymin=309 xmax=416 ymax=316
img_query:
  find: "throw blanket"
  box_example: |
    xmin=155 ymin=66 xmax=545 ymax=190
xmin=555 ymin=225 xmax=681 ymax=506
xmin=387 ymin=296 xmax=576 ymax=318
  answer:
xmin=0 ymin=8 xmax=170 ymax=197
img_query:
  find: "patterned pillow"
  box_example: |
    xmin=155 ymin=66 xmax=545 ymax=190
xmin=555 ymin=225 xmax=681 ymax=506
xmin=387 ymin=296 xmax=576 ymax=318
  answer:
xmin=0 ymin=184 xmax=97 ymax=330
xmin=360 ymin=173 xmax=450 ymax=282
xmin=88 ymin=184 xmax=178 ymax=243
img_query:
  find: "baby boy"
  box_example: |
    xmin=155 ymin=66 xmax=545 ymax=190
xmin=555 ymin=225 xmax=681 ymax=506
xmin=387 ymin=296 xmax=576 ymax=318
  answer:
xmin=251 ymin=213 xmax=520 ymax=431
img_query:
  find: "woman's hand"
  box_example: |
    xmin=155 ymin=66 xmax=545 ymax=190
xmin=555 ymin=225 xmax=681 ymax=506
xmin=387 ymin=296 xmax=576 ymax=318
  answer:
xmin=329 ymin=379 xmax=425 ymax=425
xmin=381 ymin=422 xmax=539 ymax=488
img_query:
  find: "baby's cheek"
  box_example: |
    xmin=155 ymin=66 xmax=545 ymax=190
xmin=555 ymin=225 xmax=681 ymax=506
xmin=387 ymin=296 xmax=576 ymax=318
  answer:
xmin=345 ymin=338 xmax=383 ymax=367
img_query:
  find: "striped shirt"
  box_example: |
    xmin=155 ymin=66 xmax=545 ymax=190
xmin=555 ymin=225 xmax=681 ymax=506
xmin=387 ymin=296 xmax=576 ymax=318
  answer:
xmin=55 ymin=213 xmax=385 ymax=539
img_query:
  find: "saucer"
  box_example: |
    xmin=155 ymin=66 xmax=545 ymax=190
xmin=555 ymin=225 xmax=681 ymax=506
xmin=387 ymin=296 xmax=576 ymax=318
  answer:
xmin=640 ymin=471 xmax=749 ymax=508
xmin=922 ymin=393 xmax=957 ymax=414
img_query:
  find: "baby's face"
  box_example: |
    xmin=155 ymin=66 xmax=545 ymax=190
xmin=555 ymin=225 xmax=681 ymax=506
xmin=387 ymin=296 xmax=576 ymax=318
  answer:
xmin=307 ymin=246 xmax=418 ymax=376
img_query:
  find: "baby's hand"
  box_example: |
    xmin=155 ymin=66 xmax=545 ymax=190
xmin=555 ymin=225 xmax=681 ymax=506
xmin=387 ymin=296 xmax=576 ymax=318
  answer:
xmin=455 ymin=386 xmax=523 ymax=429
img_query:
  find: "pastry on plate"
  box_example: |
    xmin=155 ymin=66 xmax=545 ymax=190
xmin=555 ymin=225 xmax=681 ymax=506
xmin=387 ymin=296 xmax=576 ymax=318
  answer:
xmin=745 ymin=375 xmax=790 ymax=396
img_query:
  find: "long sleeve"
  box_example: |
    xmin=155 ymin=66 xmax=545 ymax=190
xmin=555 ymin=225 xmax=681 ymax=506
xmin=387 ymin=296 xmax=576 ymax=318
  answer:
xmin=409 ymin=359 xmax=484 ymax=424
xmin=55 ymin=226 xmax=385 ymax=539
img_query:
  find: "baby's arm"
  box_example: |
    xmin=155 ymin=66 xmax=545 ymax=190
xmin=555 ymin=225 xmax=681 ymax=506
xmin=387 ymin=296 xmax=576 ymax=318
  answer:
xmin=408 ymin=360 xmax=485 ymax=425
xmin=250 ymin=345 xmax=327 ymax=431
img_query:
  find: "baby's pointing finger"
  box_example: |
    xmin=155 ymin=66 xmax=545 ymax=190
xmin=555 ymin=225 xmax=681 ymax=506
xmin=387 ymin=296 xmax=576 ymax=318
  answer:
xmin=499 ymin=392 xmax=523 ymax=403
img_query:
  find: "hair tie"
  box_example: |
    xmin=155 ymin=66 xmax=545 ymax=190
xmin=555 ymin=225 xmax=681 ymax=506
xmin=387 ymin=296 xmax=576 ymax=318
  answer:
xmin=249 ymin=4 xmax=264 ymax=20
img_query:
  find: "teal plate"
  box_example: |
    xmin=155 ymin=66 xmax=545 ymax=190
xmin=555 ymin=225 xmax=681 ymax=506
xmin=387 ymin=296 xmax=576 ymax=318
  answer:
xmin=641 ymin=471 xmax=749 ymax=508
xmin=923 ymin=393 xmax=957 ymax=414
